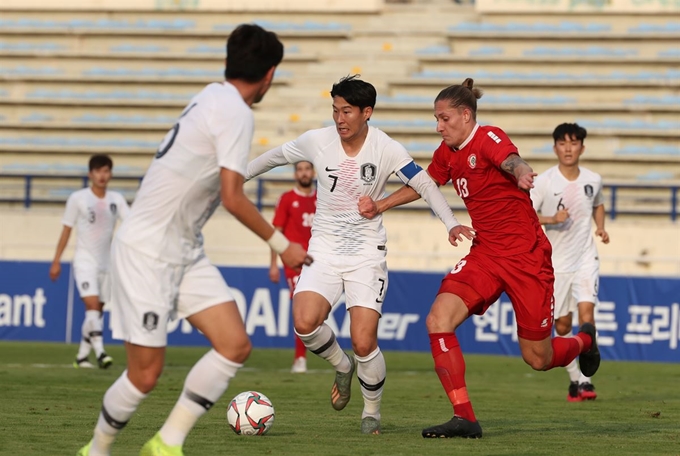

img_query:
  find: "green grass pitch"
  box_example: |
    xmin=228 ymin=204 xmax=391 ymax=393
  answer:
xmin=0 ymin=342 xmax=678 ymax=455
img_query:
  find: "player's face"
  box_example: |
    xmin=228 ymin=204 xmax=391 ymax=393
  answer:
xmin=295 ymin=162 xmax=315 ymax=188
xmin=434 ymin=100 xmax=472 ymax=149
xmin=332 ymin=96 xmax=371 ymax=143
xmin=553 ymin=134 xmax=585 ymax=166
xmin=89 ymin=166 xmax=112 ymax=189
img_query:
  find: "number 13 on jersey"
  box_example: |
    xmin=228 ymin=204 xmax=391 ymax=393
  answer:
xmin=455 ymin=178 xmax=469 ymax=198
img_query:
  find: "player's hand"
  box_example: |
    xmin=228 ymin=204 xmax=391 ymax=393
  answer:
xmin=595 ymin=228 xmax=610 ymax=244
xmin=517 ymin=172 xmax=537 ymax=191
xmin=49 ymin=262 xmax=61 ymax=281
xmin=554 ymin=209 xmax=570 ymax=224
xmin=358 ymin=196 xmax=379 ymax=219
xmin=280 ymin=242 xmax=313 ymax=272
xmin=268 ymin=264 xmax=280 ymax=283
xmin=448 ymin=225 xmax=476 ymax=247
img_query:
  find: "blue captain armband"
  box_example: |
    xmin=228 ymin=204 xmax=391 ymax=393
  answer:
xmin=396 ymin=161 xmax=423 ymax=184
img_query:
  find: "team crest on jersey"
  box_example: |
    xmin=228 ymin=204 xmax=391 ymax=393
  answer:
xmin=142 ymin=312 xmax=159 ymax=331
xmin=110 ymin=203 xmax=117 ymax=215
xmin=292 ymin=201 xmax=299 ymax=208
xmin=360 ymin=163 xmax=377 ymax=183
xmin=467 ymin=154 xmax=477 ymax=169
xmin=82 ymin=282 xmax=89 ymax=290
xmin=584 ymin=184 xmax=594 ymax=197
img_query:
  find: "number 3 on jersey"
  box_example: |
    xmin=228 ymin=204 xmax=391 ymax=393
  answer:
xmin=455 ymin=178 xmax=469 ymax=198
xmin=156 ymin=103 xmax=197 ymax=159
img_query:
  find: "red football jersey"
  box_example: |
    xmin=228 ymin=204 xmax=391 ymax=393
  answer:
xmin=427 ymin=124 xmax=545 ymax=257
xmin=272 ymin=188 xmax=316 ymax=251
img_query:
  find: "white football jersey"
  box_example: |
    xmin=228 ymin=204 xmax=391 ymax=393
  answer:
xmin=279 ymin=126 xmax=413 ymax=257
xmin=116 ymin=82 xmax=254 ymax=264
xmin=62 ymin=187 xmax=129 ymax=270
xmin=531 ymin=166 xmax=605 ymax=273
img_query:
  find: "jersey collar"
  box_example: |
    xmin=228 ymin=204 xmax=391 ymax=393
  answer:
xmin=453 ymin=123 xmax=479 ymax=151
xmin=293 ymin=187 xmax=315 ymax=197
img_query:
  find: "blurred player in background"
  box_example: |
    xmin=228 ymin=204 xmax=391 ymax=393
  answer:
xmin=77 ymin=24 xmax=310 ymax=456
xmin=247 ymin=75 xmax=471 ymax=435
xmin=50 ymin=154 xmax=129 ymax=370
xmin=268 ymin=161 xmax=317 ymax=373
xmin=359 ymin=79 xmax=600 ymax=439
xmin=531 ymin=123 xmax=609 ymax=402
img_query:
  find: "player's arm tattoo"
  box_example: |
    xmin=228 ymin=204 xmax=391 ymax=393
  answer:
xmin=500 ymin=154 xmax=532 ymax=180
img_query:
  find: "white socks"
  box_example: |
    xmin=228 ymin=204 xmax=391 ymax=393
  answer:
xmin=91 ymin=371 xmax=147 ymax=456
xmin=566 ymin=359 xmax=581 ymax=383
xmin=81 ymin=309 xmax=105 ymax=358
xmin=296 ymin=324 xmax=351 ymax=373
xmin=159 ymin=350 xmax=242 ymax=447
xmin=579 ymin=373 xmax=592 ymax=384
xmin=355 ymin=348 xmax=386 ymax=420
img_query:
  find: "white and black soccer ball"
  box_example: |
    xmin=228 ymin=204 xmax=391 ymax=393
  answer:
xmin=227 ymin=391 xmax=275 ymax=436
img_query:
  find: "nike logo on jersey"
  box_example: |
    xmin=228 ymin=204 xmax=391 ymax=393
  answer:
xmin=325 ymin=166 xmax=339 ymax=172
xmin=554 ymin=192 xmax=562 ymax=196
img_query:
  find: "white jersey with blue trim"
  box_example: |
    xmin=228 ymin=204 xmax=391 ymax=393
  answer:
xmin=531 ymin=165 xmax=605 ymax=273
xmin=280 ymin=126 xmax=417 ymax=257
xmin=116 ymin=82 xmax=254 ymax=265
xmin=62 ymin=187 xmax=129 ymax=271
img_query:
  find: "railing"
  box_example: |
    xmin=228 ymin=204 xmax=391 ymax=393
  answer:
xmin=0 ymin=173 xmax=678 ymax=221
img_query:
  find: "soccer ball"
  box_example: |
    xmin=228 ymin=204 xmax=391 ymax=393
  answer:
xmin=227 ymin=391 xmax=275 ymax=435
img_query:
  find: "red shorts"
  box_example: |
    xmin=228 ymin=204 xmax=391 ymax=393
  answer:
xmin=438 ymin=239 xmax=555 ymax=341
xmin=284 ymin=267 xmax=300 ymax=299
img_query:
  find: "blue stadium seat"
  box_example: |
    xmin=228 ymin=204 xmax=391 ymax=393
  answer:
xmin=629 ymin=22 xmax=680 ymax=33
xmin=467 ymin=46 xmax=504 ymax=56
xmin=448 ymin=21 xmax=610 ymax=33
xmin=72 ymin=113 xmax=175 ymax=124
xmin=415 ymin=45 xmax=451 ymax=55
xmin=21 ymin=113 xmax=53 ymax=122
xmin=214 ymin=20 xmax=350 ymax=32
xmin=110 ymin=44 xmax=169 ymax=53
xmin=0 ymin=17 xmax=194 ymax=30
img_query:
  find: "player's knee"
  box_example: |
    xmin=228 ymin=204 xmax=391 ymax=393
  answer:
xmin=522 ymin=352 xmax=551 ymax=371
xmin=128 ymin=367 xmax=162 ymax=394
xmin=212 ymin=335 xmax=251 ymax=364
xmin=554 ymin=319 xmax=571 ymax=336
xmin=293 ymin=315 xmax=322 ymax=335
xmin=351 ymin=339 xmax=377 ymax=358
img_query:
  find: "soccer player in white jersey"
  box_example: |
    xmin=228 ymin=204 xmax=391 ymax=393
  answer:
xmin=247 ymin=75 xmax=473 ymax=434
xmin=50 ymin=154 xmax=129 ymax=369
xmin=531 ymin=123 xmax=610 ymax=402
xmin=77 ymin=25 xmax=311 ymax=456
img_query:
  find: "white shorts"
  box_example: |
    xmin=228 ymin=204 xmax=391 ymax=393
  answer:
xmin=553 ymin=260 xmax=600 ymax=319
xmin=294 ymin=254 xmax=388 ymax=315
xmin=109 ymin=241 xmax=234 ymax=347
xmin=73 ymin=263 xmax=110 ymax=302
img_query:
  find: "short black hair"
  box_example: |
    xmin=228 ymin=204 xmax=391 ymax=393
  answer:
xmin=294 ymin=161 xmax=313 ymax=171
xmin=330 ymin=75 xmax=377 ymax=111
xmin=225 ymin=24 xmax=284 ymax=83
xmin=89 ymin=154 xmax=113 ymax=171
xmin=553 ymin=123 xmax=587 ymax=144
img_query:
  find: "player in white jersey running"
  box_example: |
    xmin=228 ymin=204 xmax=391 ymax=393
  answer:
xmin=247 ymin=75 xmax=473 ymax=434
xmin=50 ymin=154 xmax=129 ymax=370
xmin=531 ymin=123 xmax=610 ymax=402
xmin=77 ymin=25 xmax=311 ymax=456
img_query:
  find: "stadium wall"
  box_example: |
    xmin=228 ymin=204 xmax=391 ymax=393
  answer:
xmin=1 ymin=207 xmax=679 ymax=275
xmin=0 ymin=260 xmax=679 ymax=362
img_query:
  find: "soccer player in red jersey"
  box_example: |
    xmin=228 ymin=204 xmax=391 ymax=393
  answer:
xmin=269 ymin=161 xmax=317 ymax=373
xmin=358 ymin=78 xmax=600 ymax=439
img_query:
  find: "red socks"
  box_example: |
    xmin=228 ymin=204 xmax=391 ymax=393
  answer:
xmin=429 ymin=332 xmax=476 ymax=423
xmin=548 ymin=332 xmax=592 ymax=369
xmin=294 ymin=334 xmax=306 ymax=359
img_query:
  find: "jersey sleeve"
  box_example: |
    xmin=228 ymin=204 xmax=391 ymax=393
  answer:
xmin=211 ymin=103 xmax=254 ymax=176
xmin=530 ymin=174 xmax=547 ymax=212
xmin=384 ymin=140 xmax=415 ymax=180
xmin=486 ymin=127 xmax=520 ymax=168
xmin=281 ymin=130 xmax=317 ymax=163
xmin=61 ymin=193 xmax=79 ymax=227
xmin=593 ymin=175 xmax=605 ymax=207
xmin=427 ymin=143 xmax=452 ymax=186
xmin=271 ymin=193 xmax=289 ymax=229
